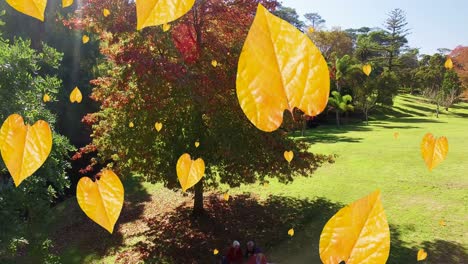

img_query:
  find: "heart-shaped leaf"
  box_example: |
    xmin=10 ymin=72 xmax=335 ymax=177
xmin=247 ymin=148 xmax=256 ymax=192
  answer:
xmin=136 ymin=0 xmax=195 ymax=30
xmin=103 ymin=8 xmax=110 ymax=17
xmin=176 ymin=153 xmax=205 ymax=192
xmin=236 ymin=4 xmax=330 ymax=132
xmin=0 ymin=114 xmax=52 ymax=187
xmin=76 ymin=170 xmax=124 ymax=234
xmin=319 ymin=190 xmax=390 ymax=264
xmin=43 ymin=94 xmax=51 ymax=102
xmin=82 ymin=35 xmax=89 ymax=44
xmin=62 ymin=0 xmax=72 ymax=8
xmin=128 ymin=122 xmax=134 ymax=128
xmin=444 ymin=58 xmax=453 ymax=69
xmin=195 ymin=141 xmax=200 ymax=148
xmin=223 ymin=193 xmax=229 ymax=201
xmin=6 ymin=0 xmax=47 ymax=21
xmin=211 ymin=60 xmax=218 ymax=67
xmin=284 ymin=151 xmax=294 ymax=163
xmin=417 ymin=249 xmax=427 ymax=261
xmin=70 ymin=87 xmax=82 ymax=103
xmin=155 ymin=122 xmax=163 ymax=132
xmin=288 ymin=228 xmax=294 ymax=237
xmin=363 ymin=64 xmax=372 ymax=76
xmin=162 ymin=23 xmax=171 ymax=32
xmin=421 ymin=133 xmax=448 ymax=171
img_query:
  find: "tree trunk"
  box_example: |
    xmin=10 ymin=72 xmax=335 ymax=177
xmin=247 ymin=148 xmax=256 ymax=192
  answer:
xmin=336 ymin=110 xmax=340 ymax=126
xmin=301 ymin=117 xmax=306 ymax=136
xmin=192 ymin=179 xmax=204 ymax=217
xmin=365 ymin=109 xmax=369 ymax=125
xmin=436 ymin=103 xmax=440 ymax=118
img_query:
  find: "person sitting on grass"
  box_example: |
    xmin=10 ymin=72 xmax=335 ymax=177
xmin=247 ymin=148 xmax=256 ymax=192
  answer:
xmin=225 ymin=240 xmax=243 ymax=264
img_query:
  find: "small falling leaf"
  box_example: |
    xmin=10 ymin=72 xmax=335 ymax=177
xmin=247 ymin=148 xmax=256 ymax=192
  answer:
xmin=421 ymin=133 xmax=448 ymax=171
xmin=162 ymin=23 xmax=171 ymax=32
xmin=195 ymin=141 xmax=200 ymax=148
xmin=6 ymin=0 xmax=46 ymax=21
xmin=319 ymin=190 xmax=390 ymax=264
xmin=176 ymin=153 xmax=205 ymax=192
xmin=136 ymin=0 xmax=195 ymax=30
xmin=213 ymin=249 xmax=219 ymax=255
xmin=236 ymin=4 xmax=329 ymax=132
xmin=103 ymin=8 xmax=111 ymax=17
xmin=394 ymin=132 xmax=399 ymax=139
xmin=284 ymin=151 xmax=294 ymax=163
xmin=69 ymin=87 xmax=82 ymax=103
xmin=77 ymin=170 xmax=124 ymax=233
xmin=417 ymin=249 xmax=427 ymax=261
xmin=308 ymin=26 xmax=315 ymax=34
xmin=288 ymin=228 xmax=294 ymax=237
xmin=211 ymin=60 xmax=218 ymax=67
xmin=155 ymin=122 xmax=163 ymax=132
xmin=82 ymin=35 xmax=90 ymax=44
xmin=363 ymin=64 xmax=372 ymax=76
xmin=223 ymin=193 xmax=229 ymax=201
xmin=0 ymin=114 xmax=52 ymax=187
xmin=128 ymin=122 xmax=134 ymax=128
xmin=444 ymin=58 xmax=453 ymax=69
xmin=43 ymin=94 xmax=51 ymax=103
xmin=62 ymin=0 xmax=73 ymax=8
xmin=439 ymin=220 xmax=446 ymax=226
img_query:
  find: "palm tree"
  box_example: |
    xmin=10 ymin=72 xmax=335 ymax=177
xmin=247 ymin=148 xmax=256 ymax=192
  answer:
xmin=328 ymin=91 xmax=354 ymax=126
xmin=334 ymin=55 xmax=361 ymax=92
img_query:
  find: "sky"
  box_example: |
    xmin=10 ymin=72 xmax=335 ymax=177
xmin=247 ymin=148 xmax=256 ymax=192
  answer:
xmin=281 ymin=0 xmax=468 ymax=55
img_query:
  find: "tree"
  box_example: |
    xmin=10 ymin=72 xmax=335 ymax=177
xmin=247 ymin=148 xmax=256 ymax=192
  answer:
xmin=450 ymin=46 xmax=468 ymax=93
xmin=415 ymin=53 xmax=446 ymax=117
xmin=0 ymin=26 xmax=73 ymax=261
xmin=304 ymin=12 xmax=325 ymax=29
xmin=328 ymin=91 xmax=354 ymax=126
xmin=69 ymin=0 xmax=327 ymax=216
xmin=309 ymin=28 xmax=354 ymax=61
xmin=273 ymin=4 xmax=305 ymax=30
xmin=383 ymin=8 xmax=409 ymax=71
xmin=441 ymin=70 xmax=462 ymax=110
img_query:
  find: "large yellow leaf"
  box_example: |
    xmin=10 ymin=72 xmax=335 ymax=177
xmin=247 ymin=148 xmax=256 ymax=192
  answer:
xmin=136 ymin=0 xmax=195 ymax=30
xmin=319 ymin=190 xmax=390 ymax=264
xmin=6 ymin=0 xmax=46 ymax=21
xmin=76 ymin=170 xmax=124 ymax=234
xmin=176 ymin=153 xmax=205 ymax=192
xmin=236 ymin=4 xmax=329 ymax=132
xmin=70 ymin=86 xmax=82 ymax=103
xmin=0 ymin=114 xmax=52 ymax=187
xmin=421 ymin=133 xmax=448 ymax=171
xmin=62 ymin=0 xmax=72 ymax=8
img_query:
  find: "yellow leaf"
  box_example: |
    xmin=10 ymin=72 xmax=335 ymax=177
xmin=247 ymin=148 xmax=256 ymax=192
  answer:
xmin=421 ymin=133 xmax=448 ymax=171
xmin=223 ymin=193 xmax=229 ymax=201
xmin=0 ymin=114 xmax=52 ymax=187
xmin=70 ymin=87 xmax=82 ymax=103
xmin=319 ymin=190 xmax=390 ymax=264
xmin=444 ymin=58 xmax=453 ymax=69
xmin=43 ymin=94 xmax=51 ymax=103
xmin=284 ymin=150 xmax=293 ymax=163
xmin=363 ymin=64 xmax=372 ymax=76
xmin=439 ymin=220 xmax=446 ymax=226
xmin=128 ymin=122 xmax=134 ymax=128
xmin=394 ymin=132 xmax=399 ymax=139
xmin=103 ymin=8 xmax=111 ymax=17
xmin=195 ymin=141 xmax=200 ymax=148
xmin=62 ymin=0 xmax=73 ymax=8
xmin=162 ymin=23 xmax=171 ymax=32
xmin=236 ymin=4 xmax=329 ymax=132
xmin=417 ymin=249 xmax=427 ymax=261
xmin=213 ymin=249 xmax=219 ymax=255
xmin=176 ymin=153 xmax=205 ymax=192
xmin=136 ymin=0 xmax=195 ymax=30
xmin=308 ymin=26 xmax=315 ymax=34
xmin=76 ymin=170 xmax=124 ymax=233
xmin=211 ymin=60 xmax=218 ymax=67
xmin=6 ymin=0 xmax=46 ymax=21
xmin=82 ymin=35 xmax=90 ymax=44
xmin=288 ymin=228 xmax=294 ymax=237
xmin=155 ymin=122 xmax=163 ymax=132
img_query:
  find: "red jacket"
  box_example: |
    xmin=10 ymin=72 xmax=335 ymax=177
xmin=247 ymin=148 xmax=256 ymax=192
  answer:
xmin=247 ymin=253 xmax=267 ymax=264
xmin=226 ymin=247 xmax=243 ymax=264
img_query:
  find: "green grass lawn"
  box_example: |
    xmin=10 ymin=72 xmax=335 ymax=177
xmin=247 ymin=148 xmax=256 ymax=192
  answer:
xmin=48 ymin=95 xmax=467 ymax=264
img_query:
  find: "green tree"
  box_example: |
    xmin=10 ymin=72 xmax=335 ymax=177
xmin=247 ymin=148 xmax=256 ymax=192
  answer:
xmin=441 ymin=70 xmax=462 ymax=110
xmin=328 ymin=91 xmax=354 ymax=126
xmin=0 ymin=25 xmax=73 ymax=262
xmin=304 ymin=12 xmax=325 ymax=29
xmin=383 ymin=8 xmax=409 ymax=71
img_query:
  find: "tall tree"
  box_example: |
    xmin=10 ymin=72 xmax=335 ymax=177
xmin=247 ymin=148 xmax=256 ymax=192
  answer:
xmin=328 ymin=91 xmax=354 ymax=126
xmin=383 ymin=8 xmax=410 ymax=71
xmin=69 ymin=0 xmax=326 ymax=216
xmin=304 ymin=12 xmax=325 ymax=29
xmin=309 ymin=28 xmax=354 ymax=61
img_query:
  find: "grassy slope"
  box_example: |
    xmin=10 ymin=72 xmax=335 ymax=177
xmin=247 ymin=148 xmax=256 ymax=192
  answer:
xmin=50 ymin=95 xmax=467 ymax=263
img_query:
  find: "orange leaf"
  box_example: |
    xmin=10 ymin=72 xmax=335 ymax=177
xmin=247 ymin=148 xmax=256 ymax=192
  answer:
xmin=394 ymin=132 xmax=399 ymax=139
xmin=176 ymin=153 xmax=205 ymax=192
xmin=0 ymin=114 xmax=52 ymax=186
xmin=421 ymin=133 xmax=448 ymax=171
xmin=284 ymin=151 xmax=293 ymax=163
xmin=70 ymin=87 xmax=82 ymax=103
xmin=236 ymin=4 xmax=329 ymax=132
xmin=363 ymin=64 xmax=372 ymax=76
xmin=417 ymin=249 xmax=427 ymax=261
xmin=76 ymin=170 xmax=124 ymax=233
xmin=319 ymin=190 xmax=390 ymax=264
